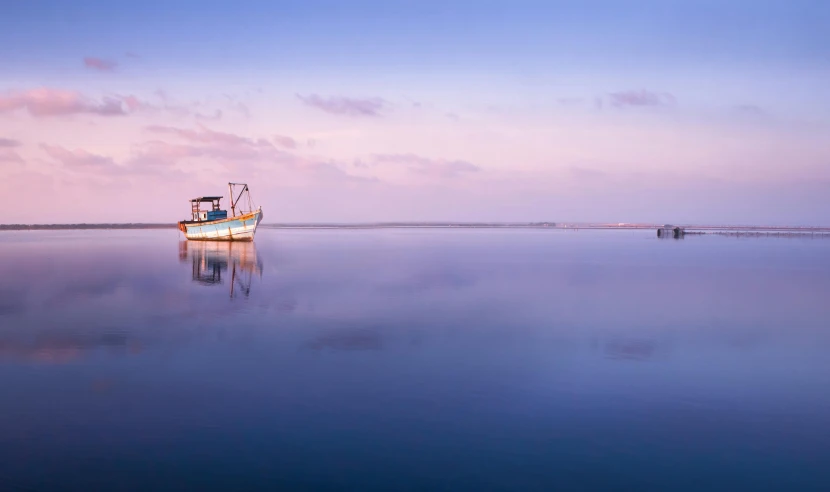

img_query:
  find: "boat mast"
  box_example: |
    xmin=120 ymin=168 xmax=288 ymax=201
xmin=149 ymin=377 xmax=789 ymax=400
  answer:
xmin=227 ymin=183 xmax=251 ymax=217
xmin=228 ymin=182 xmax=236 ymax=217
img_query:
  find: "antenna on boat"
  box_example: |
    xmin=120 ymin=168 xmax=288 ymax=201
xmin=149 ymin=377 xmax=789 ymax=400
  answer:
xmin=228 ymin=182 xmax=253 ymax=217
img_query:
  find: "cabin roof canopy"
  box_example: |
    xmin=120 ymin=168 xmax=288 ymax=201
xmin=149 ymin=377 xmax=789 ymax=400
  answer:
xmin=190 ymin=196 xmax=223 ymax=202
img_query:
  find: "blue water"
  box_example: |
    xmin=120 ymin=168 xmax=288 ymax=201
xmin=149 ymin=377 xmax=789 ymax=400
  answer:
xmin=1 ymin=229 xmax=829 ymax=491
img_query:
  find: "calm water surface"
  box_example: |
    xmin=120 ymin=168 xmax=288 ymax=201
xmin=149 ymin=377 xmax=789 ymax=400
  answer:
xmin=1 ymin=229 xmax=829 ymax=491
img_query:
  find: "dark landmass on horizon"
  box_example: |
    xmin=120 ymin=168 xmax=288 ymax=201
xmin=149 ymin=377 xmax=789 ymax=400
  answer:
xmin=0 ymin=223 xmax=176 ymax=230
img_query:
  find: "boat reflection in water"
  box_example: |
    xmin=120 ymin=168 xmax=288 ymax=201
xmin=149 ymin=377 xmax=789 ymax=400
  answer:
xmin=178 ymin=240 xmax=263 ymax=298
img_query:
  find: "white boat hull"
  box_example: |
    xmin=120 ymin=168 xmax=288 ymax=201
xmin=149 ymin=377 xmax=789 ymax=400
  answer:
xmin=179 ymin=209 xmax=263 ymax=241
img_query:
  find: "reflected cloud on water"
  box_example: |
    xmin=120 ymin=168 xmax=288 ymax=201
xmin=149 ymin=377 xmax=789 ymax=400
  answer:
xmin=0 ymin=230 xmax=829 ymax=366
xmin=0 ymin=230 xmax=829 ymax=490
xmin=0 ymin=238 xmax=265 ymax=364
xmin=603 ymin=338 xmax=656 ymax=361
xmin=0 ymin=331 xmax=141 ymax=364
xmin=302 ymin=328 xmax=383 ymax=352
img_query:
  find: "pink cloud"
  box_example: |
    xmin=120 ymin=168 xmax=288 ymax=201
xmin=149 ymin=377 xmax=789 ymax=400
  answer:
xmin=297 ymin=94 xmax=386 ymax=117
xmin=0 ymin=137 xmax=20 ymax=147
xmin=40 ymin=144 xmax=119 ymax=171
xmin=145 ymin=124 xmax=269 ymax=148
xmin=195 ymin=109 xmax=223 ymax=121
xmin=372 ymin=153 xmax=480 ymax=178
xmin=608 ymin=90 xmax=676 ymax=108
xmin=138 ymin=126 xmax=282 ymax=166
xmin=143 ymin=125 xmax=298 ymax=163
xmin=0 ymin=88 xmax=220 ymax=120
xmin=132 ymin=141 xmax=204 ymax=162
xmin=0 ymin=149 xmax=24 ymax=164
xmin=83 ymin=57 xmax=118 ymax=71
xmin=142 ymin=90 xmax=214 ymax=118
xmin=272 ymin=134 xmax=297 ymax=149
xmin=35 ymin=125 xmax=367 ymax=186
xmin=120 ymin=93 xmax=197 ymax=116
xmin=120 ymin=95 xmax=146 ymax=112
xmin=39 ymin=143 xmax=190 ymax=182
xmin=295 ymin=157 xmax=379 ymax=184
xmin=0 ymin=89 xmax=130 ymax=117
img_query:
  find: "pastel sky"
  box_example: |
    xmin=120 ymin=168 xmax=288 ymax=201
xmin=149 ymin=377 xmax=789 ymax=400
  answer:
xmin=1 ymin=0 xmax=829 ymax=224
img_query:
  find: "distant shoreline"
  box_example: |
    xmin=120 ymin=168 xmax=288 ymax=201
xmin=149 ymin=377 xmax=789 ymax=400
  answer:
xmin=2 ymin=222 xmax=830 ymax=232
xmin=0 ymin=224 xmax=177 ymax=230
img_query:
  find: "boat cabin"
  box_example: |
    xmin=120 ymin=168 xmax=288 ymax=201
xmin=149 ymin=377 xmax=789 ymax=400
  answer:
xmin=189 ymin=196 xmax=228 ymax=222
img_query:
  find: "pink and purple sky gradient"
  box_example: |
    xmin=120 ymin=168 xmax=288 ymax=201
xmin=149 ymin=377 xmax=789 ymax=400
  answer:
xmin=1 ymin=0 xmax=828 ymax=224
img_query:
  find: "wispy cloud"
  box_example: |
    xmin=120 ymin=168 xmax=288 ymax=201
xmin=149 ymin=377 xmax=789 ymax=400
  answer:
xmin=557 ymin=97 xmax=585 ymax=107
xmin=234 ymin=102 xmax=251 ymax=118
xmin=272 ymin=134 xmax=297 ymax=149
xmin=38 ymin=125 xmax=369 ymax=187
xmin=140 ymin=125 xmax=373 ymax=183
xmin=148 ymin=90 xmax=211 ymax=118
xmin=145 ymin=124 xmax=272 ymax=149
xmin=733 ymin=104 xmax=767 ymax=117
xmin=40 ymin=144 xmax=118 ymax=171
xmin=297 ymin=94 xmax=386 ymax=117
xmin=142 ymin=125 xmax=298 ymax=171
xmin=0 ymin=137 xmax=21 ymax=148
xmin=195 ymin=109 xmax=223 ymax=121
xmin=0 ymin=89 xmax=133 ymax=117
xmin=122 ymin=92 xmax=217 ymax=119
xmin=119 ymin=95 xmax=148 ymax=112
xmin=130 ymin=141 xmax=204 ymax=163
xmin=0 ymin=149 xmax=24 ymax=164
xmin=372 ymin=153 xmax=480 ymax=178
xmin=40 ymin=142 xmax=187 ymax=179
xmin=608 ymin=90 xmax=676 ymax=108
xmin=136 ymin=140 xmax=259 ymax=164
xmin=83 ymin=57 xmax=118 ymax=71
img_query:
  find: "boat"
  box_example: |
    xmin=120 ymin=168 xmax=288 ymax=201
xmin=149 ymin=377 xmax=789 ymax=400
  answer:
xmin=177 ymin=183 xmax=263 ymax=241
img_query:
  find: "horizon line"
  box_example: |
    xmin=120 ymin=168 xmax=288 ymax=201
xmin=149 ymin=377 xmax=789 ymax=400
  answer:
xmin=3 ymin=222 xmax=830 ymax=232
